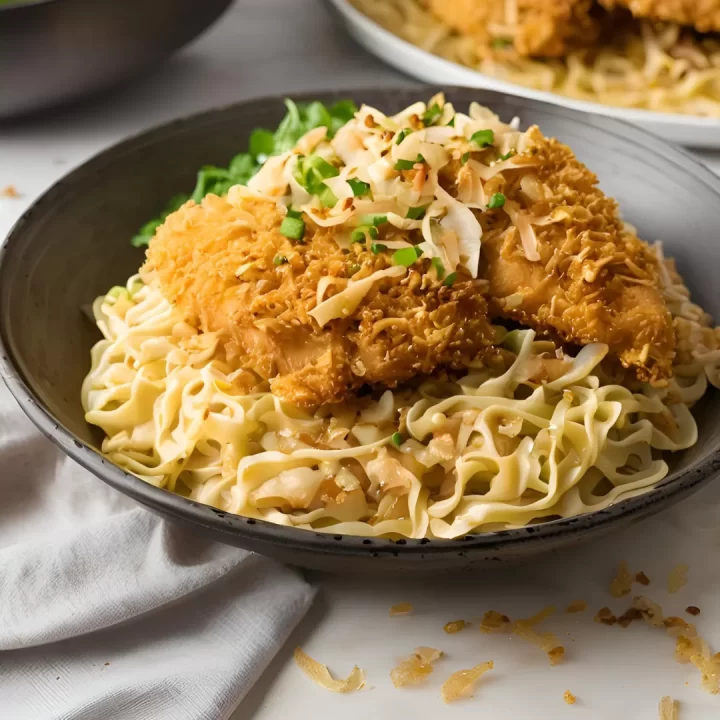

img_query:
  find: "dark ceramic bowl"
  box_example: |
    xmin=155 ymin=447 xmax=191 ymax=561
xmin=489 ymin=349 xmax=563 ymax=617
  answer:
xmin=0 ymin=0 xmax=233 ymax=118
xmin=1 ymin=87 xmax=719 ymax=573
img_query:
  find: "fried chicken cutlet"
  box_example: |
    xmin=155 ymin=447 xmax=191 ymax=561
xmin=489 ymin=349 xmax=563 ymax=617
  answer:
xmin=444 ymin=124 xmax=676 ymax=384
xmin=425 ymin=0 xmax=602 ymax=58
xmin=599 ymin=0 xmax=720 ymax=33
xmin=142 ymin=194 xmax=496 ymax=408
xmin=143 ymin=98 xmax=675 ymax=409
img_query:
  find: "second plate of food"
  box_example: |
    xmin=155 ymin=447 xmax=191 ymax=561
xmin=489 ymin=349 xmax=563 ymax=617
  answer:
xmin=327 ymin=0 xmax=720 ymax=148
xmin=2 ymin=86 xmax=720 ymax=572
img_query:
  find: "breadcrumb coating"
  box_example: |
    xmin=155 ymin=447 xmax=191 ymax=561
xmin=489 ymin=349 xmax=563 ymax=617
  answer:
xmin=600 ymin=0 xmax=720 ymax=32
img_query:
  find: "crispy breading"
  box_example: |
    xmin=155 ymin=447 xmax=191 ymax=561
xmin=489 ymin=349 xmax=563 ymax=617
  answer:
xmin=444 ymin=126 xmax=675 ymax=384
xmin=600 ymin=0 xmax=720 ymax=32
xmin=425 ymin=0 xmax=602 ymax=58
xmin=142 ymin=195 xmax=495 ymax=407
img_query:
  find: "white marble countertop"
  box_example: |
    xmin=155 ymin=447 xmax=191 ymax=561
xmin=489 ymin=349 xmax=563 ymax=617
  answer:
xmin=2 ymin=1 xmax=720 ymax=718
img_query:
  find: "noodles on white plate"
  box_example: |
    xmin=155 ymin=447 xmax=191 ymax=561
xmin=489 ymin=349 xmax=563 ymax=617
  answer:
xmin=81 ymin=266 xmax=716 ymax=539
xmin=350 ymin=0 xmax=720 ymax=117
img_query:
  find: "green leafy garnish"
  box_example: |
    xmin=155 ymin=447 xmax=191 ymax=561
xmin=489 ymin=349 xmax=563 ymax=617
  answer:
xmin=391 ymin=431 xmax=404 ymax=447
xmin=395 ymin=128 xmax=412 ymax=145
xmin=394 ymin=154 xmax=424 ymax=171
xmin=470 ymin=129 xmax=495 ymax=148
xmin=348 ymin=263 xmax=361 ymax=276
xmin=371 ymin=243 xmax=387 ymax=255
xmin=498 ymin=150 xmax=516 ymax=161
xmin=431 ymin=257 xmax=445 ymax=280
xmin=130 ymin=98 xmax=358 ymax=247
xmin=273 ymin=254 xmax=288 ymax=266
xmin=393 ymin=246 xmax=423 ymax=267
xmin=460 ymin=152 xmax=471 ymax=166
xmin=422 ymin=103 xmax=443 ymax=126
xmin=280 ymin=216 xmax=305 ymax=241
xmin=360 ymin=214 xmax=388 ymax=227
xmin=443 ymin=272 xmax=457 ymax=287
xmin=488 ymin=192 xmax=506 ymax=209
xmin=406 ymin=205 xmax=428 ymax=220
xmin=347 ymin=178 xmax=371 ymax=197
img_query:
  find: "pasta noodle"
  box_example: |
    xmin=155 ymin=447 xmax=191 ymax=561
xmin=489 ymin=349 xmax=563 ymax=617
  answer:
xmin=81 ymin=258 xmax=714 ymax=539
xmin=350 ymin=0 xmax=720 ymax=116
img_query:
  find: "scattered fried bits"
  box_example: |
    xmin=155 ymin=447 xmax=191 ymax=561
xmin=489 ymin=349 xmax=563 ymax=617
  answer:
xmin=390 ymin=646 xmax=444 ymax=688
xmin=512 ymin=607 xmax=565 ymax=665
xmin=390 ymin=602 xmax=414 ymax=616
xmin=565 ymin=600 xmax=588 ymax=614
xmin=479 ymin=610 xmax=511 ymax=633
xmin=610 ymin=560 xmax=634 ymax=597
xmin=686 ymin=606 xmax=701 ymax=617
xmin=293 ymin=648 xmax=365 ymax=693
xmin=441 ymin=661 xmax=494 ymax=703
xmin=564 ymin=690 xmax=577 ymax=705
xmin=636 ymin=571 xmax=651 ymax=586
xmin=658 ymin=696 xmax=679 ymax=720
xmin=668 ymin=564 xmax=689 ymax=594
xmin=605 ymin=597 xmax=720 ymax=695
xmin=0 ymin=184 xmax=19 ymax=198
xmin=595 ymin=607 xmax=618 ymax=626
xmin=444 ymin=619 xmax=468 ymax=634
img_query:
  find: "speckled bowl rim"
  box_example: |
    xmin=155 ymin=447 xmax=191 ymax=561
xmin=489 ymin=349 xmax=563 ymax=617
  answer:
xmin=2 ymin=86 xmax=720 ymax=558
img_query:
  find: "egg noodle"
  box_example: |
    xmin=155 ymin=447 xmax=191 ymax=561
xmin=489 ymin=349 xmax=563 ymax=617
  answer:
xmin=82 ymin=260 xmax=716 ymax=539
xmin=350 ymin=0 xmax=720 ymax=116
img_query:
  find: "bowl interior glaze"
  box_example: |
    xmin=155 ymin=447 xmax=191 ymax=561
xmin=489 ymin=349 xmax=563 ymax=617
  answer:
xmin=2 ymin=87 xmax=719 ymax=572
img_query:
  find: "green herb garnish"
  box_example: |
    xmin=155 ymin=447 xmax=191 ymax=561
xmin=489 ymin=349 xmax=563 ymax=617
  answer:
xmin=130 ymin=98 xmax=357 ymax=247
xmin=498 ymin=150 xmax=516 ymax=161
xmin=347 ymin=178 xmax=371 ymax=197
xmin=395 ymin=128 xmax=412 ymax=145
xmin=393 ymin=246 xmax=423 ymax=267
xmin=348 ymin=263 xmax=361 ymax=276
xmin=491 ymin=37 xmax=513 ymax=49
xmin=460 ymin=152 xmax=471 ymax=166
xmin=431 ymin=257 xmax=445 ymax=280
xmin=394 ymin=154 xmax=425 ymax=171
xmin=470 ymin=129 xmax=495 ymax=148
xmin=422 ymin=103 xmax=443 ymax=126
xmin=371 ymin=243 xmax=387 ymax=255
xmin=273 ymin=254 xmax=288 ymax=266
xmin=406 ymin=205 xmax=428 ymax=220
xmin=280 ymin=216 xmax=305 ymax=241
xmin=487 ymin=192 xmax=506 ymax=209
xmin=391 ymin=431 xmax=404 ymax=447
xmin=443 ymin=272 xmax=457 ymax=287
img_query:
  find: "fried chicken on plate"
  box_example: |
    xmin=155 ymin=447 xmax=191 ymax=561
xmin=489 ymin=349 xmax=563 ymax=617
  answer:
xmin=425 ymin=0 xmax=603 ymax=57
xmin=143 ymin=97 xmax=675 ymax=407
xmin=599 ymin=0 xmax=720 ymax=32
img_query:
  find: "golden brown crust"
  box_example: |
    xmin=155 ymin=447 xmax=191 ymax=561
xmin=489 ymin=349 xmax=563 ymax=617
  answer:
xmin=425 ymin=0 xmax=602 ymax=58
xmin=455 ymin=126 xmax=675 ymax=384
xmin=600 ymin=0 xmax=720 ymax=32
xmin=143 ymin=195 xmax=495 ymax=407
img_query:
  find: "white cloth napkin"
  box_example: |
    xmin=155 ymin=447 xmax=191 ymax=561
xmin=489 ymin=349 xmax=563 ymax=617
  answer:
xmin=0 ymin=381 xmax=315 ymax=720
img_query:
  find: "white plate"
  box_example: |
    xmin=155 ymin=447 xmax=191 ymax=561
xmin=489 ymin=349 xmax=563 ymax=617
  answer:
xmin=327 ymin=0 xmax=720 ymax=148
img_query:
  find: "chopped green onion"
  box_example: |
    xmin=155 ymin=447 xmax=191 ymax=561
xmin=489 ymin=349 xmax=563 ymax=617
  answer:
xmin=471 ymin=129 xmax=495 ymax=148
xmin=392 ymin=246 xmax=423 ymax=267
xmin=491 ymin=37 xmax=513 ymax=49
xmin=498 ymin=150 xmax=516 ymax=161
xmin=371 ymin=243 xmax=387 ymax=255
xmin=461 ymin=152 xmax=471 ymax=166
xmin=443 ymin=272 xmax=457 ymax=287
xmin=286 ymin=207 xmax=303 ymax=219
xmin=447 ymin=115 xmax=456 ymax=127
xmin=280 ymin=216 xmax=305 ymax=241
xmin=422 ymin=103 xmax=443 ymax=126
xmin=395 ymin=128 xmax=412 ymax=145
xmin=360 ymin=214 xmax=388 ymax=227
xmin=488 ymin=192 xmax=506 ymax=209
xmin=273 ymin=254 xmax=288 ymax=266
xmin=305 ymin=154 xmax=339 ymax=179
xmin=351 ymin=228 xmax=367 ymax=243
xmin=347 ymin=178 xmax=371 ymax=197
xmin=348 ymin=263 xmax=361 ymax=276
xmin=391 ymin=431 xmax=404 ymax=447
xmin=431 ymin=257 xmax=445 ymax=280
xmin=406 ymin=205 xmax=428 ymax=220
xmin=394 ymin=154 xmax=424 ymax=171
xmin=317 ymin=185 xmax=338 ymax=208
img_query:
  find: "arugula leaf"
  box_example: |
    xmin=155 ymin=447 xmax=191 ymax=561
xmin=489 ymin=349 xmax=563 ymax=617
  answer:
xmin=131 ymin=98 xmax=358 ymax=247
